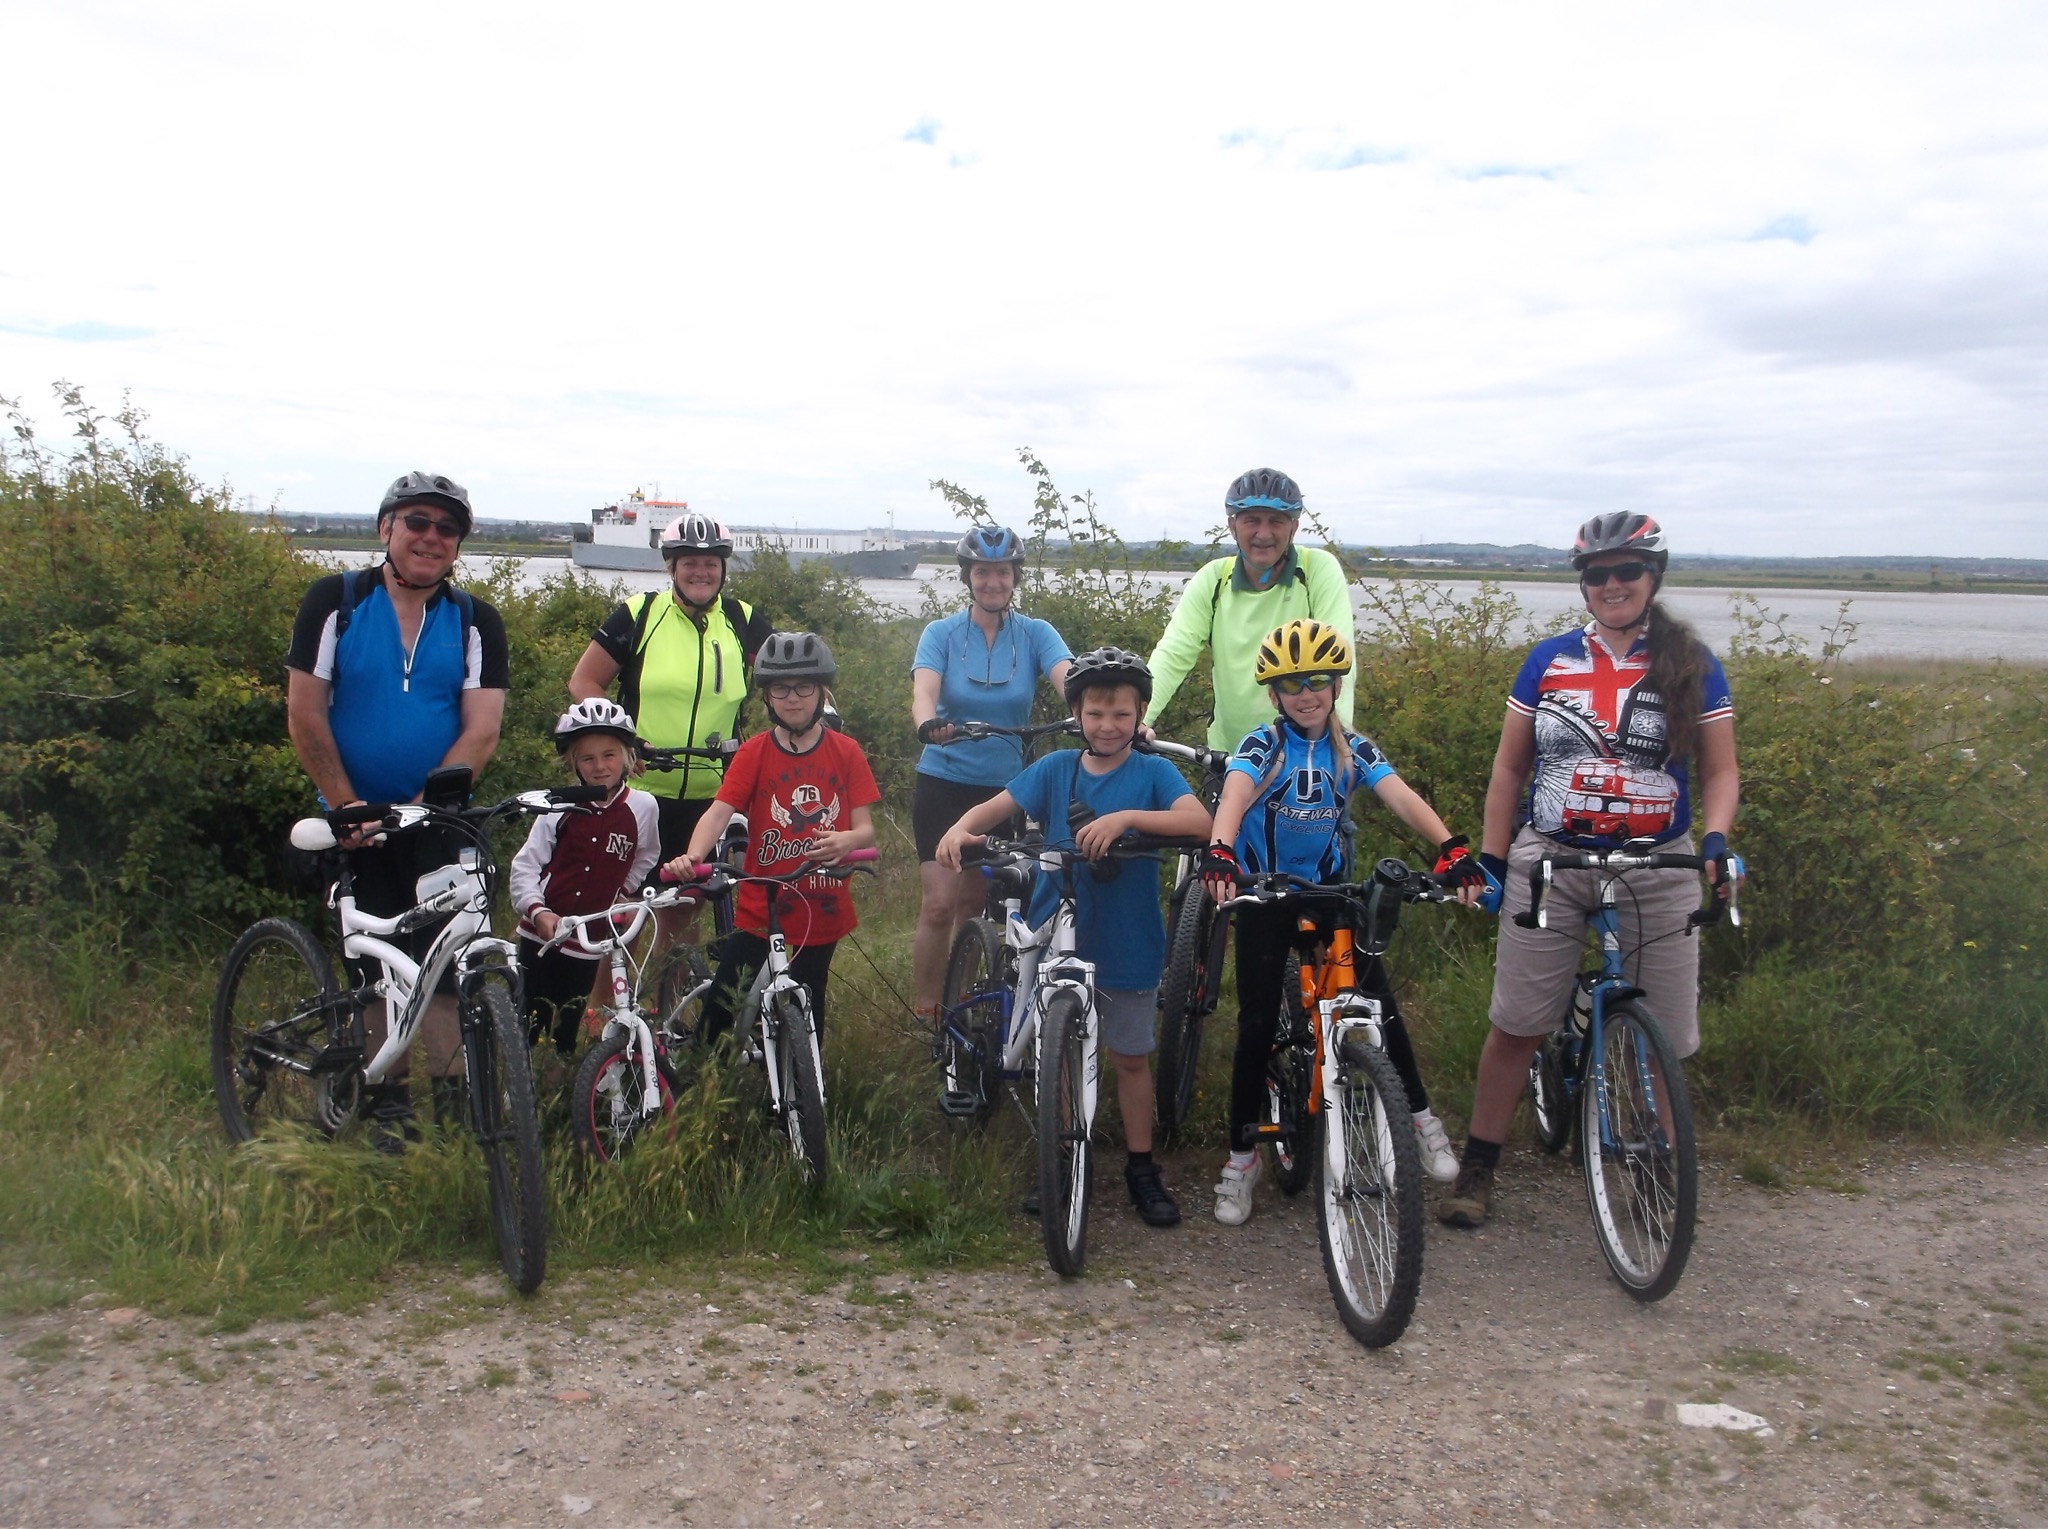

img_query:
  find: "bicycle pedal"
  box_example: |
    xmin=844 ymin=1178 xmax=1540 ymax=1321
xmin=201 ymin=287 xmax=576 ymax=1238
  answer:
xmin=1246 ymin=1122 xmax=1284 ymax=1139
xmin=937 ymin=1090 xmax=983 ymax=1117
xmin=307 ymin=1042 xmax=365 ymax=1074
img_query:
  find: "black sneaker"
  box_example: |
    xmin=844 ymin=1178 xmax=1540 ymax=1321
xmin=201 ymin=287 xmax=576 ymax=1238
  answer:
xmin=1125 ymin=1160 xmax=1181 ymax=1228
xmin=364 ymin=1082 xmax=419 ymax=1157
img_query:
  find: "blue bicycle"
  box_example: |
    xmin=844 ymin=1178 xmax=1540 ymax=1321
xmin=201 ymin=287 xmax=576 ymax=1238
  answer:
xmin=1517 ymin=845 xmax=1743 ymax=1301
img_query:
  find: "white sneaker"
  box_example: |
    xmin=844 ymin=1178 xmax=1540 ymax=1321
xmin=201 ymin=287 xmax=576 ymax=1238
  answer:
xmin=1213 ymin=1154 xmax=1262 ymax=1226
xmin=1414 ymin=1111 xmax=1459 ymax=1185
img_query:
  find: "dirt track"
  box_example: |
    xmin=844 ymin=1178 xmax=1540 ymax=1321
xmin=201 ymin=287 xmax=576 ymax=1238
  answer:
xmin=5 ymin=1143 xmax=2045 ymax=1527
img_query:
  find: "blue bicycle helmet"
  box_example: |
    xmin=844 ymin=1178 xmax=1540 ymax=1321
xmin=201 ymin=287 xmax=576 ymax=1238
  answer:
xmin=1224 ymin=468 xmax=1304 ymax=517
xmin=955 ymin=525 xmax=1027 ymax=582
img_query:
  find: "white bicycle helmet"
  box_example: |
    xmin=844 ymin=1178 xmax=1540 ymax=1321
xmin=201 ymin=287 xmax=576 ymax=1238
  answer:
xmin=553 ymin=698 xmax=639 ymax=754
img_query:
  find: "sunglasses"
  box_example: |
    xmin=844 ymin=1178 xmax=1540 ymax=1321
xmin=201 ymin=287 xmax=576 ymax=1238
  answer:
xmin=766 ymin=681 xmax=820 ymax=700
xmin=1579 ymin=561 xmax=1652 ymax=587
xmin=399 ymin=511 xmax=463 ymax=540
xmin=1273 ymin=673 xmax=1338 ymax=695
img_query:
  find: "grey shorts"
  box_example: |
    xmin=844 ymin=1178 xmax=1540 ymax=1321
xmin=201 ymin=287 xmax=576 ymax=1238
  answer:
xmin=1095 ymin=986 xmax=1160 ymax=1058
xmin=1488 ymin=826 xmax=1703 ymax=1058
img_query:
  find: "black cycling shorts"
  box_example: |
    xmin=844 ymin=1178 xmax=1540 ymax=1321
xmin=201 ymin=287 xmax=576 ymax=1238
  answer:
xmin=911 ymin=772 xmax=1019 ymax=863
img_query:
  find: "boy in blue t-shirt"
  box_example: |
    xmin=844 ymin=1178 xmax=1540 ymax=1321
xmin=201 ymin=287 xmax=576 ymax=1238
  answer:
xmin=936 ymin=647 xmax=1212 ymax=1228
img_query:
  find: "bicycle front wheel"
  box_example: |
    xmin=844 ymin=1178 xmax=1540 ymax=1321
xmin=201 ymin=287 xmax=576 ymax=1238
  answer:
xmin=1267 ymin=954 xmax=1314 ymax=1195
xmin=1582 ymin=1002 xmax=1697 ymax=1302
xmin=774 ymin=992 xmax=829 ymax=1183
xmin=1529 ymin=1034 xmax=1572 ymax=1154
xmin=1154 ymin=881 xmax=1220 ymax=1136
xmin=1316 ymin=1038 xmax=1424 ymax=1348
xmin=938 ymin=918 xmax=1004 ymax=1122
xmin=571 ymin=1030 xmax=676 ymax=1164
xmin=211 ymin=918 xmax=349 ymax=1143
xmin=464 ymin=972 xmax=547 ymax=1294
xmin=1036 ymin=989 xmax=1094 ymax=1277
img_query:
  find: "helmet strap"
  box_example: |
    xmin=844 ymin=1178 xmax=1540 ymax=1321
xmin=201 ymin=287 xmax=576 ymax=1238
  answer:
xmin=381 ymin=555 xmax=445 ymax=592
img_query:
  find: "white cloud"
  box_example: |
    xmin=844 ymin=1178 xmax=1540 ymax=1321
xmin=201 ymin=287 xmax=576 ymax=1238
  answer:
xmin=1 ymin=0 xmax=2043 ymax=555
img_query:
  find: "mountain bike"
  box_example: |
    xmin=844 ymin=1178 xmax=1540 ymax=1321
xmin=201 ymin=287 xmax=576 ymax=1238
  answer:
xmin=567 ymin=850 xmax=878 ymax=1179
xmin=211 ymin=767 xmax=597 ymax=1294
xmin=1220 ymin=859 xmax=1462 ymax=1347
xmin=938 ymin=831 xmax=1207 ymax=1277
xmin=1141 ymin=737 xmax=1234 ymax=1138
xmin=1516 ymin=845 xmax=1744 ymax=1301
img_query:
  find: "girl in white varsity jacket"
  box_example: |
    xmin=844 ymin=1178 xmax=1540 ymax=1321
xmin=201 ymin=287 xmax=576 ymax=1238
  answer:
xmin=510 ymin=701 xmax=662 ymax=1054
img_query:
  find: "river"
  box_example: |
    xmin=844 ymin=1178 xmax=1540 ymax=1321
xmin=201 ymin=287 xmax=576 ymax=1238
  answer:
xmin=460 ymin=558 xmax=2044 ymax=663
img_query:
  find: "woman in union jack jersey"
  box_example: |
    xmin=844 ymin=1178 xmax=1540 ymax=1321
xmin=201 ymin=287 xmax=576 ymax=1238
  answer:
xmin=1438 ymin=513 xmax=1743 ymax=1230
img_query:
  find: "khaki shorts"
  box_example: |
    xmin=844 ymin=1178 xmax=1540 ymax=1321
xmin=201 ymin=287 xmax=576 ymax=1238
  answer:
xmin=1488 ymin=827 xmax=1704 ymax=1058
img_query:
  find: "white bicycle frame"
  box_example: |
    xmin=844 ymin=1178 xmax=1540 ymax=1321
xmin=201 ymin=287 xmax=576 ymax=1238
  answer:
xmin=1320 ymin=994 xmax=1387 ymax=1187
xmin=290 ymin=802 xmax=527 ymax=1086
xmin=993 ymin=847 xmax=1100 ymax=1135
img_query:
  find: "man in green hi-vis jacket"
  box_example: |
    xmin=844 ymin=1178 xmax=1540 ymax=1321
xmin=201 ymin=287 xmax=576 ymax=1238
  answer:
xmin=1144 ymin=468 xmax=1356 ymax=751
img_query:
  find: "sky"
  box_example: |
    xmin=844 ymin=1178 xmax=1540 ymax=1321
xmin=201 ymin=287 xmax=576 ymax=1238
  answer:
xmin=3 ymin=2 xmax=2045 ymax=556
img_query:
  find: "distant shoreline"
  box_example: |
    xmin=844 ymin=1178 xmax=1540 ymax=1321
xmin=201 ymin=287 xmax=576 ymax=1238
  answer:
xmin=278 ymin=538 xmax=2048 ymax=596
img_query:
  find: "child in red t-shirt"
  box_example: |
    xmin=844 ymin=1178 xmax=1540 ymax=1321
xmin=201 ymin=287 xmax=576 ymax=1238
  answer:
xmin=664 ymin=633 xmax=878 ymax=1046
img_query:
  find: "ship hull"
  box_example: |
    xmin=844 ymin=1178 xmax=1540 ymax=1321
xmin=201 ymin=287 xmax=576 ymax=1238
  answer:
xmin=571 ymin=542 xmax=667 ymax=572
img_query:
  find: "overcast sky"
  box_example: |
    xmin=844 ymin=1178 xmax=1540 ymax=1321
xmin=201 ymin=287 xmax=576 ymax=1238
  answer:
xmin=4 ymin=2 xmax=2044 ymax=556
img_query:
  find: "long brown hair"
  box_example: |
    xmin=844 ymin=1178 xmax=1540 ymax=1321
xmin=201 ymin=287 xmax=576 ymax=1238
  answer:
xmin=1644 ymin=600 xmax=1709 ymax=766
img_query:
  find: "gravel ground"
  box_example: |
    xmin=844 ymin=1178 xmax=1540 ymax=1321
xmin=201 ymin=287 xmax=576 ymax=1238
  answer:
xmin=4 ymin=1142 xmax=2045 ymax=1527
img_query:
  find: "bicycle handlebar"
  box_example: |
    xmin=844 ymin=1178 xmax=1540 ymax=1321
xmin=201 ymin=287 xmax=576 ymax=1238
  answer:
xmin=935 ymin=719 xmax=1079 ymax=743
xmin=1218 ymin=859 xmax=1461 ymax=912
xmin=1138 ymin=737 xmax=1233 ymax=773
xmin=1511 ymin=847 xmax=1747 ymax=932
xmin=656 ymin=846 xmax=880 ymax=890
xmin=290 ymin=786 xmax=605 ymax=852
xmin=640 ymin=735 xmax=740 ymax=771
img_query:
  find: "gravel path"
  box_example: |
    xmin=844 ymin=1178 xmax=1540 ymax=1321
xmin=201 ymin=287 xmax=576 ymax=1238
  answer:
xmin=5 ymin=1143 xmax=2044 ymax=1526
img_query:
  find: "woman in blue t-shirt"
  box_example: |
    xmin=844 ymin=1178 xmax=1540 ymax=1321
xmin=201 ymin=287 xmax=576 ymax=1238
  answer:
xmin=1438 ymin=512 xmax=1743 ymax=1231
xmin=909 ymin=527 xmax=1073 ymax=1029
xmin=1198 ymin=620 xmax=1489 ymax=1228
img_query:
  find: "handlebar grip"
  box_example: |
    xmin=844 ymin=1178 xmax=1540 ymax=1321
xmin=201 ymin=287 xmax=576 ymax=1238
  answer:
xmin=327 ymin=802 xmax=391 ymax=828
xmin=550 ymin=785 xmax=608 ymax=805
xmin=842 ymin=847 xmax=880 ymax=864
xmin=1510 ymin=862 xmax=1549 ymax=929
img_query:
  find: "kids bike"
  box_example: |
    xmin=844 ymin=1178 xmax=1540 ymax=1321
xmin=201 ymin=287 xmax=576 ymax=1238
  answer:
xmin=937 ymin=831 xmax=1207 ymax=1276
xmin=565 ymin=851 xmax=877 ymax=1180
xmin=639 ymin=740 xmax=745 ymax=1013
xmin=211 ymin=767 xmax=597 ymax=1293
xmin=1221 ymin=860 xmax=1464 ymax=1347
xmin=1517 ymin=845 xmax=1743 ymax=1301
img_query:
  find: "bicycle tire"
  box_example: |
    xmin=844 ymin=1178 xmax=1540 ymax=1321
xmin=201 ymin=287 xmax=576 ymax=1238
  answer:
xmin=1267 ymin=954 xmax=1314 ymax=1195
xmin=1582 ymin=1001 xmax=1697 ymax=1302
xmin=211 ymin=918 xmax=347 ymax=1144
xmin=465 ymin=972 xmax=548 ymax=1294
xmin=775 ymin=991 xmax=829 ymax=1183
xmin=1529 ymin=1034 xmax=1572 ymax=1154
xmin=938 ymin=918 xmax=1005 ymax=1122
xmin=570 ymin=1029 xmax=677 ymax=1164
xmin=1154 ymin=881 xmax=1219 ymax=1136
xmin=1316 ymin=1037 xmax=1424 ymax=1348
xmin=1036 ymin=988 xmax=1094 ymax=1277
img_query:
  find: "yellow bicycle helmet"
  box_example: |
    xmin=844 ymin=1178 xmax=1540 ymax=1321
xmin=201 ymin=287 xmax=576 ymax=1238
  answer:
xmin=1254 ymin=618 xmax=1353 ymax=684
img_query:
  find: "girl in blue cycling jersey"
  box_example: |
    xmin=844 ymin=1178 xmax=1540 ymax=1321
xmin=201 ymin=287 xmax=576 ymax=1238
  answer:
xmin=1197 ymin=619 xmax=1489 ymax=1227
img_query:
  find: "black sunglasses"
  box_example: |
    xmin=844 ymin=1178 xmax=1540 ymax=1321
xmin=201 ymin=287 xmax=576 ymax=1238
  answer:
xmin=400 ymin=511 xmax=463 ymax=540
xmin=1579 ymin=561 xmax=1652 ymax=587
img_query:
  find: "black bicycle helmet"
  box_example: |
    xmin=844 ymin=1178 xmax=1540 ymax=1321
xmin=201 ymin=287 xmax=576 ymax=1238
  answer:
xmin=552 ymin=697 xmax=639 ymax=754
xmin=1224 ymin=468 xmax=1304 ymax=516
xmin=1063 ymin=646 xmax=1153 ymax=706
xmin=754 ymin=631 xmax=836 ymax=686
xmin=955 ymin=524 xmax=1027 ymax=579
xmin=659 ymin=512 xmax=734 ymax=561
xmin=1571 ymin=512 xmax=1669 ymax=573
xmin=378 ymin=471 xmax=473 ymax=536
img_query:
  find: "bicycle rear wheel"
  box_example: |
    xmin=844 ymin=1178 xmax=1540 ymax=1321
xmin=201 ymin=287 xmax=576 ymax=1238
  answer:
xmin=211 ymin=918 xmax=350 ymax=1143
xmin=1036 ymin=989 xmax=1094 ymax=1277
xmin=464 ymin=971 xmax=547 ymax=1294
xmin=775 ymin=992 xmax=829 ymax=1183
xmin=1316 ymin=1038 xmax=1424 ymax=1348
xmin=1529 ymin=1035 xmax=1572 ymax=1154
xmin=571 ymin=1029 xmax=677 ymax=1164
xmin=1582 ymin=1001 xmax=1697 ymax=1302
xmin=1154 ymin=880 xmax=1221 ymax=1137
xmin=1266 ymin=955 xmax=1314 ymax=1195
xmin=938 ymin=919 xmax=1004 ymax=1121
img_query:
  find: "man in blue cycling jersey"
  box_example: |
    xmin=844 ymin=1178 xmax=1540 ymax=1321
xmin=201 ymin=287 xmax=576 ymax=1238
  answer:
xmin=285 ymin=471 xmax=510 ymax=1149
